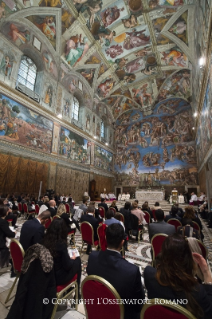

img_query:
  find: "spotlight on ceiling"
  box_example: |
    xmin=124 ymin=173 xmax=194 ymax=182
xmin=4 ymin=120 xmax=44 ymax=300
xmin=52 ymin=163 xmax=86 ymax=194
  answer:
xmin=105 ymin=143 xmax=108 ymax=146
xmin=94 ymin=136 xmax=97 ymax=139
xmin=57 ymin=114 xmax=62 ymax=119
xmin=199 ymin=57 xmax=205 ymax=68
xmin=193 ymin=112 xmax=198 ymax=117
xmin=192 ymin=127 xmax=195 ymax=130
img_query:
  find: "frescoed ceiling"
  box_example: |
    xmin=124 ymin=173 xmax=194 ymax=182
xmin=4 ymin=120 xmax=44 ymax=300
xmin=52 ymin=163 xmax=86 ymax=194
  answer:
xmin=0 ymin=0 xmax=210 ymax=121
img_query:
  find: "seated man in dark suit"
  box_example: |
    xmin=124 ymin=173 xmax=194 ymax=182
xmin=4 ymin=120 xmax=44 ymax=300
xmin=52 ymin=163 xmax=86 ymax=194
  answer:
xmin=87 ymin=223 xmax=145 ymax=319
xmin=148 ymin=209 xmax=175 ymax=242
xmin=81 ymin=205 xmax=99 ymax=254
xmin=48 ymin=200 xmax=57 ymax=217
xmin=98 ymin=198 xmax=108 ymax=212
xmin=20 ymin=210 xmax=50 ymax=251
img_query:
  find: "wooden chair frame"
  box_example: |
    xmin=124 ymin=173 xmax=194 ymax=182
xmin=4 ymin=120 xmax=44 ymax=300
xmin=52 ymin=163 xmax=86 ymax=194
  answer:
xmin=80 ymin=221 xmax=99 ymax=255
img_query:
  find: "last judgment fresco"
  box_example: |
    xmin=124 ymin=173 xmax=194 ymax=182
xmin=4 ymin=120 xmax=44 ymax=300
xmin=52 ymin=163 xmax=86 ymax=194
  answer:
xmin=115 ymin=98 xmax=197 ymax=187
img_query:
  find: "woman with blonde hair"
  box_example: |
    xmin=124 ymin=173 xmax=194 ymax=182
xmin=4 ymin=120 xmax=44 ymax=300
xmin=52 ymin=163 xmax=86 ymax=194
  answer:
xmin=56 ymin=203 xmax=78 ymax=231
xmin=109 ymin=200 xmax=118 ymax=212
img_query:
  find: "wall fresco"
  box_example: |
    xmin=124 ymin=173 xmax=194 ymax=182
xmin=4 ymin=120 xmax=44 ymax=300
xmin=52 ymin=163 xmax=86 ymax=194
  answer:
xmin=94 ymin=145 xmax=113 ymax=171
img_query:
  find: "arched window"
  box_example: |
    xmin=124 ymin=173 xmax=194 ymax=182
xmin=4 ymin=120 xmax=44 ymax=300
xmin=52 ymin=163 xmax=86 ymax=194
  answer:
xmin=101 ymin=120 xmax=105 ymax=138
xmin=17 ymin=56 xmax=37 ymax=91
xmin=72 ymin=96 xmax=79 ymax=121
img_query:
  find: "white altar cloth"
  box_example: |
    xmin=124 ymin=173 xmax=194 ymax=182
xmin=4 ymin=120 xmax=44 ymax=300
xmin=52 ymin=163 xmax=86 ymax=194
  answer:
xmin=135 ymin=190 xmax=164 ymax=201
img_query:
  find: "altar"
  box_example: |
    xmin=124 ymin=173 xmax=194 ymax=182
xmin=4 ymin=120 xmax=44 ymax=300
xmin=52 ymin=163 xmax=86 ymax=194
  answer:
xmin=135 ymin=190 xmax=165 ymax=201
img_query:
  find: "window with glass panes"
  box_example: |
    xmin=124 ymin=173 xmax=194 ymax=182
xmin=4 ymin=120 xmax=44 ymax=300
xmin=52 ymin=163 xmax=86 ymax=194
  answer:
xmin=72 ymin=97 xmax=79 ymax=121
xmin=101 ymin=121 xmax=105 ymax=138
xmin=17 ymin=56 xmax=37 ymax=91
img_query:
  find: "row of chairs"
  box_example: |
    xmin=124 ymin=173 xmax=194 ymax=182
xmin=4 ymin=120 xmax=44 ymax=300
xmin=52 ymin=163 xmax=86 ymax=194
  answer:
xmin=17 ymin=202 xmax=72 ymax=219
xmin=6 ymin=239 xmax=197 ymax=319
xmin=151 ymin=233 xmax=208 ymax=264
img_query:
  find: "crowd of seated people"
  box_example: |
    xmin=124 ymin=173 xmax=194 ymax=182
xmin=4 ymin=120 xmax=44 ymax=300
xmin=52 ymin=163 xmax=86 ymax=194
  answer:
xmin=1 ymin=192 xmax=212 ymax=319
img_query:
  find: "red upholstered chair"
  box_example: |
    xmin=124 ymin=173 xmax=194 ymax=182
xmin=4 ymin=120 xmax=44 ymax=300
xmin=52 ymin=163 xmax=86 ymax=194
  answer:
xmin=18 ymin=202 xmax=22 ymax=214
xmin=117 ymin=213 xmax=125 ymax=223
xmin=82 ymin=275 xmax=124 ymax=319
xmin=35 ymin=204 xmax=40 ymax=215
xmin=140 ymin=298 xmax=196 ymax=319
xmin=167 ymin=218 xmax=182 ymax=232
xmin=152 ymin=210 xmax=156 ymax=221
xmin=44 ymin=217 xmax=52 ymax=229
xmin=197 ymin=239 xmax=208 ymax=259
xmin=192 ymin=221 xmax=200 ymax=232
xmin=23 ymin=203 xmax=35 ymax=219
xmin=109 ymin=207 xmax=116 ymax=214
xmin=5 ymin=239 xmax=25 ymax=303
xmin=51 ymin=274 xmax=78 ymax=319
xmin=99 ymin=206 xmax=106 ymax=219
xmin=68 ymin=228 xmax=76 ymax=247
xmin=143 ymin=211 xmax=151 ymax=225
xmin=80 ymin=221 xmax=99 ymax=254
xmin=97 ymin=223 xmax=107 ymax=251
xmin=52 ymin=215 xmax=60 ymax=220
xmin=65 ymin=203 xmax=70 ymax=214
xmin=151 ymin=233 xmax=168 ymax=262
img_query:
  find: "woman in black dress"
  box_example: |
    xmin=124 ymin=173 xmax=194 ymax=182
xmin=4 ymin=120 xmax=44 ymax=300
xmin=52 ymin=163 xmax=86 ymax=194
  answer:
xmin=43 ymin=219 xmax=81 ymax=296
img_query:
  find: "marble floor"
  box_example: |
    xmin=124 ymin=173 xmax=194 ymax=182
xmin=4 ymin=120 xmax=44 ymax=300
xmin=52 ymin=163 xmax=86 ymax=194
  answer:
xmin=0 ymin=210 xmax=212 ymax=319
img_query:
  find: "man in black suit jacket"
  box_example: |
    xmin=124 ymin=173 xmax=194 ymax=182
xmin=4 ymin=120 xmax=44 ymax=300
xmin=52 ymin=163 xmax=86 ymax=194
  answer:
xmin=87 ymin=223 xmax=145 ymax=319
xmin=98 ymin=198 xmax=108 ymax=212
xmin=20 ymin=210 xmax=50 ymax=251
xmin=81 ymin=205 xmax=99 ymax=254
xmin=48 ymin=200 xmax=57 ymax=217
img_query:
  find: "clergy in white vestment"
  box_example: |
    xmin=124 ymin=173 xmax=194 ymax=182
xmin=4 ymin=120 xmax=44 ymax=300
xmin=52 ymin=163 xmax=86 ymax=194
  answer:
xmin=125 ymin=192 xmax=130 ymax=200
xmin=189 ymin=192 xmax=198 ymax=203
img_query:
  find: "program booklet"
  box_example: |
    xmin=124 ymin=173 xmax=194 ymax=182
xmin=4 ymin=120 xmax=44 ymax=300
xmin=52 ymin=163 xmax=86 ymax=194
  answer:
xmin=68 ymin=248 xmax=80 ymax=258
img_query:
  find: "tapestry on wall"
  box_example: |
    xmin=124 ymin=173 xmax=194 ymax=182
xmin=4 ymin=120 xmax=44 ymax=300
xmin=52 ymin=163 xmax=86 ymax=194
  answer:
xmin=59 ymin=127 xmax=91 ymax=164
xmin=114 ymin=98 xmax=197 ymax=187
xmin=0 ymin=93 xmax=53 ymax=152
xmin=94 ymin=145 xmax=113 ymax=172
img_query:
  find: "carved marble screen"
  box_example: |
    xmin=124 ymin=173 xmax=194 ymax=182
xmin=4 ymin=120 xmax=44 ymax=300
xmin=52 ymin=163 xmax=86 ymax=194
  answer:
xmin=59 ymin=127 xmax=91 ymax=164
xmin=94 ymin=145 xmax=113 ymax=172
xmin=0 ymin=93 xmax=53 ymax=153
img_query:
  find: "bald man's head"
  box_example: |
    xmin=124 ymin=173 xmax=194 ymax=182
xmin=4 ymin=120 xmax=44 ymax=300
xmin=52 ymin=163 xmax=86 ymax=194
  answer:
xmin=49 ymin=200 xmax=56 ymax=207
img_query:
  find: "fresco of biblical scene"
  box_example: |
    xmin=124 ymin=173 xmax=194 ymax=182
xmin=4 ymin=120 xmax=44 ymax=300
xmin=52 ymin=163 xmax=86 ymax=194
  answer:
xmin=121 ymin=14 xmax=140 ymax=29
xmin=196 ymin=78 xmax=211 ymax=163
xmin=104 ymin=25 xmax=151 ymax=62
xmin=112 ymin=97 xmax=136 ymax=118
xmin=27 ymin=15 xmax=56 ymax=49
xmin=77 ymin=68 xmax=96 ymax=86
xmin=73 ymin=0 xmax=103 ymax=30
xmin=0 ymin=51 xmax=15 ymax=79
xmin=0 ymin=93 xmax=53 ymax=152
xmin=157 ymin=69 xmax=191 ymax=102
xmin=97 ymin=77 xmax=116 ymax=98
xmin=168 ymin=11 xmax=188 ymax=44
xmin=94 ymin=145 xmax=113 ymax=171
xmin=156 ymin=70 xmax=175 ymax=91
xmin=63 ymin=99 xmax=71 ymax=117
xmin=64 ymin=33 xmax=90 ymax=67
xmin=59 ymin=127 xmax=90 ymax=164
xmin=148 ymin=0 xmax=185 ymax=10
xmin=61 ymin=7 xmax=75 ymax=33
xmin=131 ymin=83 xmax=153 ymax=108
xmin=44 ymin=85 xmax=53 ymax=107
xmin=38 ymin=0 xmax=62 ymax=7
xmin=99 ymin=1 xmax=128 ymax=28
xmin=42 ymin=50 xmax=58 ymax=78
xmin=114 ymin=98 xmax=197 ymax=187
xmin=160 ymin=46 xmax=188 ymax=67
xmin=1 ymin=22 xmax=30 ymax=47
xmin=152 ymin=17 xmax=173 ymax=45
xmin=0 ymin=0 xmax=17 ymax=20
